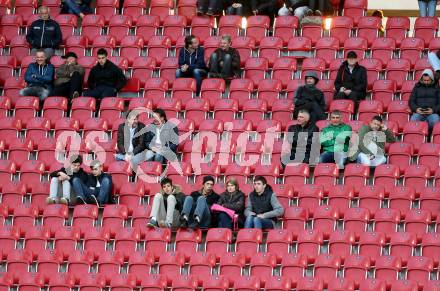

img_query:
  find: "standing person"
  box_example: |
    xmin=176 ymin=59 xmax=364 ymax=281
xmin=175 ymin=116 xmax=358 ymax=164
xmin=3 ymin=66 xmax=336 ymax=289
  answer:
xmin=147 ymin=178 xmax=185 ymax=228
xmin=61 ymin=0 xmax=92 ymax=18
xmin=244 ymin=176 xmax=284 ymax=229
xmin=19 ymin=49 xmax=54 ymax=101
xmin=278 ymin=0 xmax=310 ymax=19
xmin=115 ymin=110 xmax=146 ymax=169
xmin=283 ymin=109 xmax=320 ymax=166
xmin=294 ymin=71 xmax=326 ymax=122
xmin=26 ymin=6 xmax=62 ymax=59
xmin=208 ymin=35 xmax=241 ymax=79
xmin=180 ymin=176 xmax=220 ymax=229
xmin=251 ymin=0 xmax=279 ymax=17
xmin=427 ymin=49 xmax=440 ymax=81
xmin=216 ymin=178 xmax=245 ymax=229
xmin=84 ymin=49 xmax=127 ymax=99
xmin=409 ymin=68 xmax=440 ymax=130
xmin=176 ymin=35 xmax=207 ymax=94
xmin=418 ymin=0 xmax=437 ymax=17
xmin=72 ymin=160 xmax=113 ymax=206
xmin=47 ymin=155 xmax=88 ymax=205
xmin=197 ymin=0 xmax=222 ymax=15
xmin=334 ymin=51 xmax=368 ymax=102
xmin=51 ymin=52 xmax=84 ymax=99
xmin=352 ymin=116 xmax=396 ymax=167
xmin=319 ymin=110 xmax=352 ymax=168
xmin=225 ymin=0 xmax=247 ymax=15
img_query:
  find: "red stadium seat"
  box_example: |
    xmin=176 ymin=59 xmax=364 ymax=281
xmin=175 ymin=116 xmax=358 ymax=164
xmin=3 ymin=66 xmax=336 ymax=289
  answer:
xmin=140 ymin=274 xmax=168 ymax=290
xmin=81 ymin=14 xmax=105 ymax=41
xmin=421 ymin=233 xmax=440 ymax=263
xmin=328 ymin=230 xmax=355 ymax=260
xmin=357 ymin=185 xmax=384 ymax=215
xmin=236 ymin=228 xmax=262 ymax=259
xmin=206 ymin=228 xmax=232 ymax=256
xmin=218 ymin=15 xmax=241 ymax=38
xmin=301 ymin=22 xmax=322 ymax=45
xmin=374 ymin=255 xmax=402 ymax=280
xmin=65 ymin=35 xmax=88 ymax=57
xmin=107 ymin=15 xmax=132 ymax=44
xmin=123 ymin=0 xmax=147 ymax=19
xmin=14 ymin=0 xmax=38 ymax=23
xmin=143 ymin=77 xmax=168 ymax=106
xmin=312 ymin=205 xmax=339 ymax=235
xmin=330 ymin=16 xmax=353 ymax=45
xmin=229 ymin=78 xmax=254 ymax=108
xmin=95 ymin=0 xmax=118 ymax=23
xmin=159 ymin=56 xmax=178 ymax=85
xmin=97 ymin=249 xmax=125 ymax=276
xmin=0 ymin=14 xmax=22 ymax=42
xmin=188 ymin=252 xmax=216 ymax=277
xmin=297 ymin=229 xmax=323 ymax=259
xmin=231 ymin=36 xmax=255 ymax=66
xmin=184 ymin=98 xmax=209 ymax=124
xmin=3 ymin=77 xmax=25 ymax=99
xmin=149 ymin=0 xmax=173 ymax=23
xmin=126 ymin=250 xmax=155 ymax=277
xmin=135 ymin=14 xmax=159 ymax=41
xmin=344 ymin=207 xmax=370 ymax=235
xmin=297 ymin=277 xmax=324 ymax=291
xmin=414 ymin=17 xmax=439 ymax=47
xmin=371 ymin=80 xmax=396 ymax=110
xmin=343 ymin=37 xmax=368 ymax=59
xmin=172 ymin=78 xmax=196 ymax=104
xmin=272 ymin=99 xmax=294 ymax=127
xmin=158 ymin=251 xmax=185 ymax=276
xmin=249 ymin=253 xmax=277 ymax=284
xmin=91 ymin=35 xmax=116 ymax=56
xmin=0 ymin=225 xmax=20 ymax=255
xmin=163 ymin=15 xmax=186 ymax=44
xmin=242 ymin=99 xmax=267 ymax=123
xmin=13 ymin=204 xmax=38 ymax=230
xmin=419 ymin=187 xmax=440 ymax=213
xmin=357 ymin=100 xmax=383 ymax=122
xmin=257 ymin=79 xmax=282 ymax=105
xmin=329 ymin=99 xmax=354 ymax=122
xmin=296 ymin=184 xmax=323 ymax=211
xmin=287 ymin=36 xmax=312 ymax=59
xmin=190 ymin=16 xmax=215 ymax=42
xmin=388 ymin=142 xmax=413 ymax=173
xmin=414 ymin=58 xmax=432 ymax=80
xmin=358 ymin=16 xmax=382 ymax=46
xmin=329 ymin=58 xmax=344 ymax=80
xmin=53 ymin=226 xmax=81 ymax=256
xmin=371 ymin=38 xmax=395 ymax=66
xmin=385 ymin=17 xmax=410 ymax=46
xmin=314 ymin=254 xmax=341 ymax=283
xmin=174 ymin=228 xmax=202 ymax=260
xmin=144 ymin=228 xmax=171 ymax=256
xmin=274 ymin=16 xmax=299 ymax=45
xmin=203 ymin=275 xmax=229 ymax=291
xmin=343 ymin=254 xmax=371 ymax=285
xmin=244 ymin=57 xmax=268 ymax=84
xmin=280 ymin=254 xmax=307 ymax=282
xmin=0 ymin=56 xmax=16 ymax=86
xmin=359 ymin=231 xmax=386 ymax=259
xmin=259 ymin=36 xmax=283 ymax=67
xmin=78 ymin=273 xmax=106 ymax=290
xmin=401 ymin=37 xmax=424 ymax=67
xmin=342 ymin=164 xmax=369 ymax=194
xmin=177 ymin=0 xmax=196 ymax=21
xmin=302 ymin=58 xmax=326 ymax=79
xmin=54 ymin=14 xmax=77 ymax=42
xmin=405 ymin=209 xmax=431 ymax=237
xmin=172 ymin=275 xmax=199 ymax=291
xmin=119 ymin=35 xmax=144 ymax=66
xmin=266 ymin=229 xmax=293 ymax=261
xmin=386 ymin=58 xmax=411 ymax=88
xmin=343 ymin=0 xmax=367 ymax=24
xmin=234 ymin=276 xmax=260 ymax=291
xmin=406 ymin=256 xmax=434 ymax=286
xmin=359 ymin=58 xmax=382 ymax=90
xmin=373 ymin=164 xmax=400 ymax=193
xmin=148 ymin=36 xmax=171 ymax=65
xmin=37 ymin=249 xmax=64 ymax=276
xmin=313 ymin=163 xmax=339 ymax=192
xmin=131 ymin=57 xmax=156 ymax=87
xmin=213 ymin=99 xmax=238 ymax=123
xmin=272 ymin=58 xmax=297 ymax=88
xmin=403 ymin=165 xmax=430 ymax=194
xmin=389 ymin=231 xmax=417 ymax=263
xmin=246 ymin=15 xmax=270 ymax=44
xmin=403 ymin=121 xmax=428 ymax=152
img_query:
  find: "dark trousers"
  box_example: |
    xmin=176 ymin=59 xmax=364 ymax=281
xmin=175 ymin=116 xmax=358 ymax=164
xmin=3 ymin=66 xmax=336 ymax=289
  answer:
xmin=197 ymin=0 xmax=222 ymax=14
xmin=226 ymin=5 xmax=244 ymax=16
xmin=309 ymin=0 xmax=325 ymax=11
xmin=209 ymin=53 xmax=234 ymax=78
xmin=72 ymin=176 xmax=112 ymax=205
xmin=334 ymin=91 xmax=365 ymax=102
xmin=84 ymin=85 xmax=116 ymax=99
xmin=218 ymin=212 xmax=233 ymax=229
xmin=51 ymin=71 xmax=83 ymax=99
xmin=176 ymin=68 xmax=206 ymax=94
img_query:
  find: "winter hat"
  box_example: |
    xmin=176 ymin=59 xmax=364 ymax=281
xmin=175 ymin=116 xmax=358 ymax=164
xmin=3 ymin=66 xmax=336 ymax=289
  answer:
xmin=304 ymin=71 xmax=320 ymax=84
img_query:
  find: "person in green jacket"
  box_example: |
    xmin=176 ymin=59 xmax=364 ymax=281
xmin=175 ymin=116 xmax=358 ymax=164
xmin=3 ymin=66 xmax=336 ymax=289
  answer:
xmin=319 ymin=110 xmax=352 ymax=168
xmin=352 ymin=115 xmax=396 ymax=167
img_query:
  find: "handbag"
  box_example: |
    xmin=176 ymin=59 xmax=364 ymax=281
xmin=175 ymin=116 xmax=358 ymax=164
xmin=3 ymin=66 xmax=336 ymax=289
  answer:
xmin=210 ymin=204 xmax=239 ymax=229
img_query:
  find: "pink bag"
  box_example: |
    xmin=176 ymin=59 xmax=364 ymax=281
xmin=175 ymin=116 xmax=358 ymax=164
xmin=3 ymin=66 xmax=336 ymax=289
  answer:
xmin=210 ymin=204 xmax=239 ymax=229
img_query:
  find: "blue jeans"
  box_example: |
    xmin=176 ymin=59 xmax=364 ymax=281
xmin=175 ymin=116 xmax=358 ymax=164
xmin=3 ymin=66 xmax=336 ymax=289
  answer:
xmin=418 ymin=0 xmax=437 ymax=16
xmin=175 ymin=68 xmax=206 ymax=94
xmin=319 ymin=151 xmax=347 ymax=169
xmin=218 ymin=212 xmax=233 ymax=229
xmin=410 ymin=113 xmax=440 ymax=130
xmin=145 ymin=150 xmax=165 ymax=163
xmin=72 ymin=176 xmax=112 ymax=205
xmin=115 ymin=153 xmax=145 ymax=169
xmin=181 ymin=196 xmax=211 ymax=228
xmin=244 ymin=215 xmax=274 ymax=229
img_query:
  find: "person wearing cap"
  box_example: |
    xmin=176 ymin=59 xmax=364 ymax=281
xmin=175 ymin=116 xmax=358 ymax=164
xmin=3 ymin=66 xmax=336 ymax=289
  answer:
xmin=244 ymin=176 xmax=284 ymax=229
xmin=294 ymin=71 xmax=326 ymax=122
xmin=180 ymin=175 xmax=220 ymax=229
xmin=26 ymin=6 xmax=62 ymax=59
xmin=409 ymin=68 xmax=440 ymax=130
xmin=51 ymin=52 xmax=85 ymax=99
xmin=334 ymin=51 xmax=368 ymax=102
xmin=20 ymin=49 xmax=54 ymax=101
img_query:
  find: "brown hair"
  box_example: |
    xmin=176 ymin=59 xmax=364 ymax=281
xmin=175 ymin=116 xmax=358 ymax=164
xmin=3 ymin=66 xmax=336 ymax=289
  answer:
xmin=226 ymin=178 xmax=239 ymax=191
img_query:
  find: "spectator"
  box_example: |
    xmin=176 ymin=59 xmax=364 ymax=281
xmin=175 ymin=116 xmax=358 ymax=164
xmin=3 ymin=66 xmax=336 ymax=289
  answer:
xmin=427 ymin=49 xmax=440 ymax=82
xmin=61 ymin=0 xmax=92 ymax=18
xmin=72 ymin=160 xmax=113 ymax=206
xmin=409 ymin=68 xmax=440 ymax=130
xmin=216 ymin=178 xmax=245 ymax=229
xmin=20 ymin=49 xmax=54 ymax=101
xmin=47 ymin=155 xmax=88 ymax=205
xmin=85 ymin=48 xmax=127 ymax=99
xmin=294 ymin=71 xmax=326 ymax=122
xmin=319 ymin=110 xmax=352 ymax=168
xmin=144 ymin=109 xmax=179 ymax=163
xmin=26 ymin=6 xmax=62 ymax=59
xmin=418 ymin=0 xmax=437 ymax=17
xmin=208 ymin=35 xmax=241 ymax=79
xmin=225 ymin=1 xmax=245 ymax=15
xmin=279 ymin=0 xmax=312 ymax=21
xmin=334 ymin=51 xmax=368 ymax=102
xmin=251 ymin=0 xmax=279 ymax=17
xmin=244 ymin=176 xmax=284 ymax=229
xmin=180 ymin=176 xmax=220 ymax=228
xmin=176 ymin=35 xmax=207 ymax=94
xmin=115 ymin=110 xmax=146 ymax=169
xmin=147 ymin=178 xmax=185 ymax=228
xmin=352 ymin=115 xmax=395 ymax=167
xmin=283 ymin=109 xmax=320 ymax=165
xmin=197 ymin=0 xmax=222 ymax=15
xmin=372 ymin=9 xmax=385 ymax=34
xmin=51 ymin=52 xmax=84 ymax=99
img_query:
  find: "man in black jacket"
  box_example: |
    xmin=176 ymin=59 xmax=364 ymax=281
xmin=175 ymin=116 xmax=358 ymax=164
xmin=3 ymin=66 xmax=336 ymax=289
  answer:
xmin=208 ymin=35 xmax=241 ymax=79
xmin=294 ymin=71 xmax=326 ymax=122
xmin=48 ymin=155 xmax=88 ymax=205
xmin=180 ymin=175 xmax=220 ymax=229
xmin=334 ymin=51 xmax=368 ymax=102
xmin=409 ymin=68 xmax=440 ymax=130
xmin=283 ymin=109 xmax=320 ymax=166
xmin=72 ymin=160 xmax=113 ymax=206
xmin=26 ymin=6 xmax=62 ymax=59
xmin=115 ymin=110 xmax=145 ymax=169
xmin=84 ymin=48 xmax=127 ymax=99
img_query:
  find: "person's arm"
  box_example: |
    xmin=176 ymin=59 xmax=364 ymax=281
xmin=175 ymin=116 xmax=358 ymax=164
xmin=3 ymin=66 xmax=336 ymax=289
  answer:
xmin=167 ymin=125 xmax=179 ymax=153
xmin=132 ymin=123 xmax=146 ymax=155
xmin=49 ymin=167 xmax=65 ymax=178
xmin=87 ymin=67 xmax=96 ymax=89
xmin=178 ymin=48 xmax=185 ymax=67
xmin=231 ymin=49 xmax=241 ymax=72
xmin=408 ymin=86 xmax=418 ymax=112
xmin=74 ymin=65 xmax=85 ymax=76
xmin=223 ymin=193 xmax=245 ymax=213
xmin=334 ymin=67 xmax=343 ymax=92
xmin=318 ymin=91 xmax=326 ymax=112
xmin=26 ymin=22 xmax=36 ymax=48
xmin=24 ymin=64 xmax=34 ymax=84
xmin=53 ymin=22 xmax=63 ymax=48
xmin=384 ymin=128 xmax=396 ymax=143
xmin=260 ymin=193 xmax=284 ymax=219
xmin=36 ymin=65 xmax=54 ymax=84
xmin=358 ymin=126 xmax=374 ymax=156
xmin=353 ymin=66 xmax=367 ymax=92
xmin=116 ymin=124 xmax=125 ymax=154
xmin=56 ymin=64 xmax=69 ymax=79
xmin=294 ymin=87 xmax=306 ymax=106
xmin=244 ymin=196 xmax=254 ymax=217
xmin=114 ymin=66 xmax=127 ymax=91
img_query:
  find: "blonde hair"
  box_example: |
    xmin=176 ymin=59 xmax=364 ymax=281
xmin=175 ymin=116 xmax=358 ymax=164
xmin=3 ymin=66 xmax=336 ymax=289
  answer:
xmin=226 ymin=178 xmax=239 ymax=191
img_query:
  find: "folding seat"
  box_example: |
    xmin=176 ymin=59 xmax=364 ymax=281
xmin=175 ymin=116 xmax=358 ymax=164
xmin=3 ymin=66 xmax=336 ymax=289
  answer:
xmin=143 ymin=77 xmax=169 ymax=106
xmin=41 ymin=204 xmax=68 ymax=229
xmin=386 ymin=59 xmax=411 ymax=88
xmin=370 ymin=79 xmax=396 ymax=111
xmin=188 ymin=252 xmax=216 ymax=277
xmin=273 ymin=16 xmax=299 ymax=45
xmin=36 ymin=248 xmax=65 ymax=276
xmin=323 ymin=185 xmax=352 ymax=215
xmin=13 ymin=203 xmax=39 ymax=230
xmin=172 ymin=78 xmax=196 ymax=104
xmin=0 ymin=226 xmax=20 ymax=259
xmin=98 ymin=98 xmax=124 ymax=122
xmin=156 ymin=98 xmax=181 ymax=119
xmin=245 ymin=15 xmax=270 ymax=44
xmin=230 ymin=36 xmax=255 ymax=66
xmin=159 ymin=57 xmax=178 ymax=85
xmin=296 ymin=229 xmax=323 ymax=259
xmin=1 ymin=181 xmax=26 ymax=209
xmin=135 ymin=14 xmax=159 ymax=41
xmin=47 ymin=272 xmax=76 ymax=291
xmin=311 ymin=205 xmax=338 ymax=237
xmin=253 ymin=162 xmax=281 ymax=183
xmin=52 ymin=226 xmax=80 ymax=257
xmin=149 ymin=0 xmax=174 ymax=23
xmin=248 ymin=253 xmax=277 ymax=284
xmin=265 ymin=229 xmax=293 ymax=261
xmin=157 ymin=251 xmax=185 ymax=276
xmin=343 ymin=207 xmax=370 ymax=235
xmin=94 ymin=0 xmax=118 ymax=23
xmin=357 ymin=100 xmax=384 ymax=123
xmin=163 ymin=15 xmax=186 ymax=45
xmin=374 ymin=255 xmax=402 ymax=281
xmin=343 ymin=0 xmax=367 ymax=22
xmin=65 ymin=249 xmax=93 ymax=275
xmin=81 ymin=14 xmax=105 ymax=41
xmin=301 ymin=58 xmax=326 ymax=79
xmin=326 ymin=59 xmax=343 ymax=82
xmin=0 ymin=56 xmax=16 ymax=86
xmin=213 ymin=99 xmax=238 ymax=123
xmin=130 ymin=204 xmax=151 ymax=230
xmin=372 ymin=164 xmax=400 ymax=195
xmin=388 ymin=143 xmax=414 ymax=174
xmin=244 ymin=57 xmax=268 ymax=84
xmin=101 ymin=204 xmax=128 ymax=235
xmin=357 ymin=278 xmax=387 ymax=291
xmin=107 ymin=160 xmax=132 ymax=193
xmin=296 ymin=184 xmax=323 ymax=211
xmin=278 ymin=254 xmax=307 ymax=284
xmin=257 ymin=79 xmax=282 ymax=106
xmin=357 ymin=16 xmax=382 ymax=46
xmin=342 ymin=38 xmax=367 ymax=60
xmin=400 ymin=80 xmax=417 ymax=102
xmin=373 ymin=207 xmax=400 ymax=233
xmin=117 ymin=181 xmax=144 ymax=211
xmin=341 ymin=254 xmax=369 ymax=285
xmin=405 ymin=209 xmax=431 ymax=237
xmin=301 ymin=20 xmax=323 ymax=45
xmin=78 ymin=273 xmax=107 ymax=290
xmin=255 ymin=37 xmax=282 ymax=67
xmin=70 ymin=97 xmax=96 ymax=128
xmin=216 ymin=15 xmax=241 ymax=38
xmin=113 ymin=227 xmax=141 ymax=259
xmin=403 ymin=164 xmax=430 ymax=194
xmin=53 ymin=14 xmax=77 ymax=42
xmin=3 ymin=77 xmax=24 ymax=100
xmin=296 ymin=277 xmax=324 ymax=291
xmin=7 ymin=137 xmax=33 ymax=167
xmin=91 ymin=35 xmax=117 ymax=56
xmin=83 ymin=226 xmax=111 ymax=255
xmin=24 ymin=117 xmax=50 ymax=142
xmin=125 ymin=250 xmax=155 ymax=277
xmin=414 ymin=17 xmax=439 ymax=47
xmin=14 ymin=0 xmax=37 ymax=23
xmin=109 ymin=273 xmax=138 ymax=291
xmin=387 ymin=100 xmax=411 ymax=131
xmin=215 ymin=252 xmax=244 ymax=280
xmin=400 ymin=37 xmax=425 ymax=68
xmin=235 ymin=228 xmax=262 ymax=259
xmin=315 ymin=37 xmax=340 ymax=67
xmin=286 ymin=36 xmax=312 ymax=61
xmin=190 ymin=16 xmax=215 ymax=42
xmin=15 ymin=272 xmax=45 ymax=290
xmin=342 ymin=164 xmax=369 ymax=194
xmin=108 ymin=15 xmax=132 ymax=44
xmin=406 ymin=256 xmax=434 ymax=286
xmin=330 ymin=16 xmax=353 ymax=45
xmin=201 ymin=275 xmax=229 ymax=291
xmin=388 ymin=232 xmax=417 ymax=263
xmin=223 ymin=120 xmax=253 ymax=144
xmin=313 ymin=163 xmax=339 ymax=192
xmin=414 ymin=58 xmax=433 ymax=81
xmin=0 ymin=14 xmax=22 ymax=42
xmin=184 ymin=99 xmax=209 ymax=125
xmin=272 ymin=99 xmax=294 ymax=127
xmin=6 ymin=248 xmax=33 ymax=275
xmin=420 ymin=186 xmax=440 ymax=214
xmin=272 ymin=57 xmax=297 ymax=88
xmin=384 ymin=16 xmax=410 ymax=47
xmin=242 ymin=99 xmax=267 ymax=124
xmin=358 ymin=58 xmax=383 ymax=91
xmin=147 ymin=36 xmax=171 ymax=66
xmin=121 ymin=0 xmax=146 ymax=19
xmin=233 ymin=276 xmax=260 ymax=291
xmin=205 ymin=228 xmax=232 ymax=256
xmin=227 ymin=79 xmax=253 ymax=109
xmin=328 ymin=230 xmax=355 ymax=260
xmin=314 ymin=254 xmax=341 ymax=283
xmin=0 ymin=116 xmax=21 ymax=141
xmin=140 ymin=274 xmax=168 ymax=291
xmin=358 ymin=231 xmax=386 ymax=259
xmin=144 ymin=228 xmax=171 ymax=255
xmin=97 ymin=249 xmax=125 ymax=276
xmin=371 ymin=38 xmax=395 ymax=67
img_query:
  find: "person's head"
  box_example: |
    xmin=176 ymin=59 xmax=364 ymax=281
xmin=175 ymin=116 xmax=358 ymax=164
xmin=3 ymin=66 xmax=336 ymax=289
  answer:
xmin=369 ymin=115 xmax=383 ymax=131
xmin=153 ymin=108 xmax=167 ymax=125
xmin=35 ymin=49 xmax=47 ymax=65
xmin=420 ymin=69 xmax=434 ymax=86
xmin=330 ymin=110 xmax=343 ymax=126
xmin=69 ymin=155 xmax=83 ymax=173
xmin=39 ymin=6 xmax=50 ymax=20
xmin=97 ymin=48 xmax=108 ymax=66
xmin=185 ymin=35 xmax=199 ymax=50
xmin=372 ymin=9 xmax=384 ymax=19
xmin=305 ymin=71 xmax=319 ymax=85
xmin=220 ymin=35 xmax=232 ymax=51
xmin=253 ymin=176 xmax=267 ymax=194
xmin=160 ymin=177 xmax=174 ymax=195
xmin=346 ymin=51 xmax=358 ymax=66
xmin=297 ymin=109 xmax=311 ymax=126
xmin=62 ymin=52 xmax=78 ymax=65
xmin=126 ymin=110 xmax=139 ymax=128
xmin=90 ymin=160 xmax=103 ymax=176
xmin=202 ymin=175 xmax=215 ymax=194
xmin=226 ymin=178 xmax=239 ymax=193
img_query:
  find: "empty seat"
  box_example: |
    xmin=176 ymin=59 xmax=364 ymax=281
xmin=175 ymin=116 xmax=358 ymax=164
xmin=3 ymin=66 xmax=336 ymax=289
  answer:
xmin=389 ymin=231 xmax=417 ymax=262
xmin=274 ymin=16 xmax=299 ymax=45
xmin=343 ymin=37 xmax=368 ymax=58
xmin=344 ymin=207 xmax=370 ymax=235
xmin=188 ymin=252 xmax=216 ymax=277
xmin=280 ymin=254 xmax=307 ymax=283
xmin=358 ymin=16 xmax=382 ymax=46
xmin=414 ymin=17 xmax=439 ymax=47
xmin=272 ymin=57 xmax=297 ymax=88
xmin=259 ymin=37 xmax=283 ymax=67
xmin=163 ymin=15 xmax=187 ymax=44
xmin=330 ymin=16 xmax=354 ymax=45
xmin=246 ymin=15 xmax=270 ymax=44
xmin=81 ymin=14 xmax=105 ymax=41
xmin=400 ymin=37 xmax=424 ymax=67
xmin=406 ymin=256 xmax=434 ymax=286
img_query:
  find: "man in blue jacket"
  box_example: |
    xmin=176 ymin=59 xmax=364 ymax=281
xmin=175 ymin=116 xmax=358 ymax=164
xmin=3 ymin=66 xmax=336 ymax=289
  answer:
xmin=176 ymin=35 xmax=207 ymax=94
xmin=20 ymin=49 xmax=54 ymax=101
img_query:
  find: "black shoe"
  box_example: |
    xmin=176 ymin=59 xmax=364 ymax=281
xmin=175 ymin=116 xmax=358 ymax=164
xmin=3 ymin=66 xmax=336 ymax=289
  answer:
xmin=180 ymin=216 xmax=189 ymax=228
xmin=147 ymin=218 xmax=159 ymax=228
xmin=90 ymin=195 xmax=100 ymax=207
xmin=76 ymin=196 xmax=86 ymax=205
xmin=193 ymin=216 xmax=201 ymax=229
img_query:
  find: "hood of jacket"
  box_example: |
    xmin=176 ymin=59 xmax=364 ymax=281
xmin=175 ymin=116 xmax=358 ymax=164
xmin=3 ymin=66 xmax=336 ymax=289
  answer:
xmin=419 ymin=68 xmax=435 ymax=85
xmin=160 ymin=184 xmax=182 ymax=195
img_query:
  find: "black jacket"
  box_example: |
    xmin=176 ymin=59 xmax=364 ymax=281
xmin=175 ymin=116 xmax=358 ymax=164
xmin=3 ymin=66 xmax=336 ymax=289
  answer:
xmin=334 ymin=61 xmax=368 ymax=99
xmin=190 ymin=190 xmax=220 ymax=208
xmin=87 ymin=60 xmax=127 ymax=91
xmin=26 ymin=18 xmax=62 ymax=49
xmin=286 ymin=121 xmax=319 ymax=164
xmin=84 ymin=172 xmax=113 ymax=203
xmin=294 ymin=84 xmax=326 ymax=121
xmin=250 ymin=0 xmax=279 ymax=12
xmin=409 ymin=81 xmax=440 ymax=113
xmin=116 ymin=122 xmax=145 ymax=155
xmin=210 ymin=47 xmax=241 ymax=77
xmin=160 ymin=185 xmax=185 ymax=212
xmin=50 ymin=167 xmax=88 ymax=184
xmin=217 ymin=190 xmax=245 ymax=215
